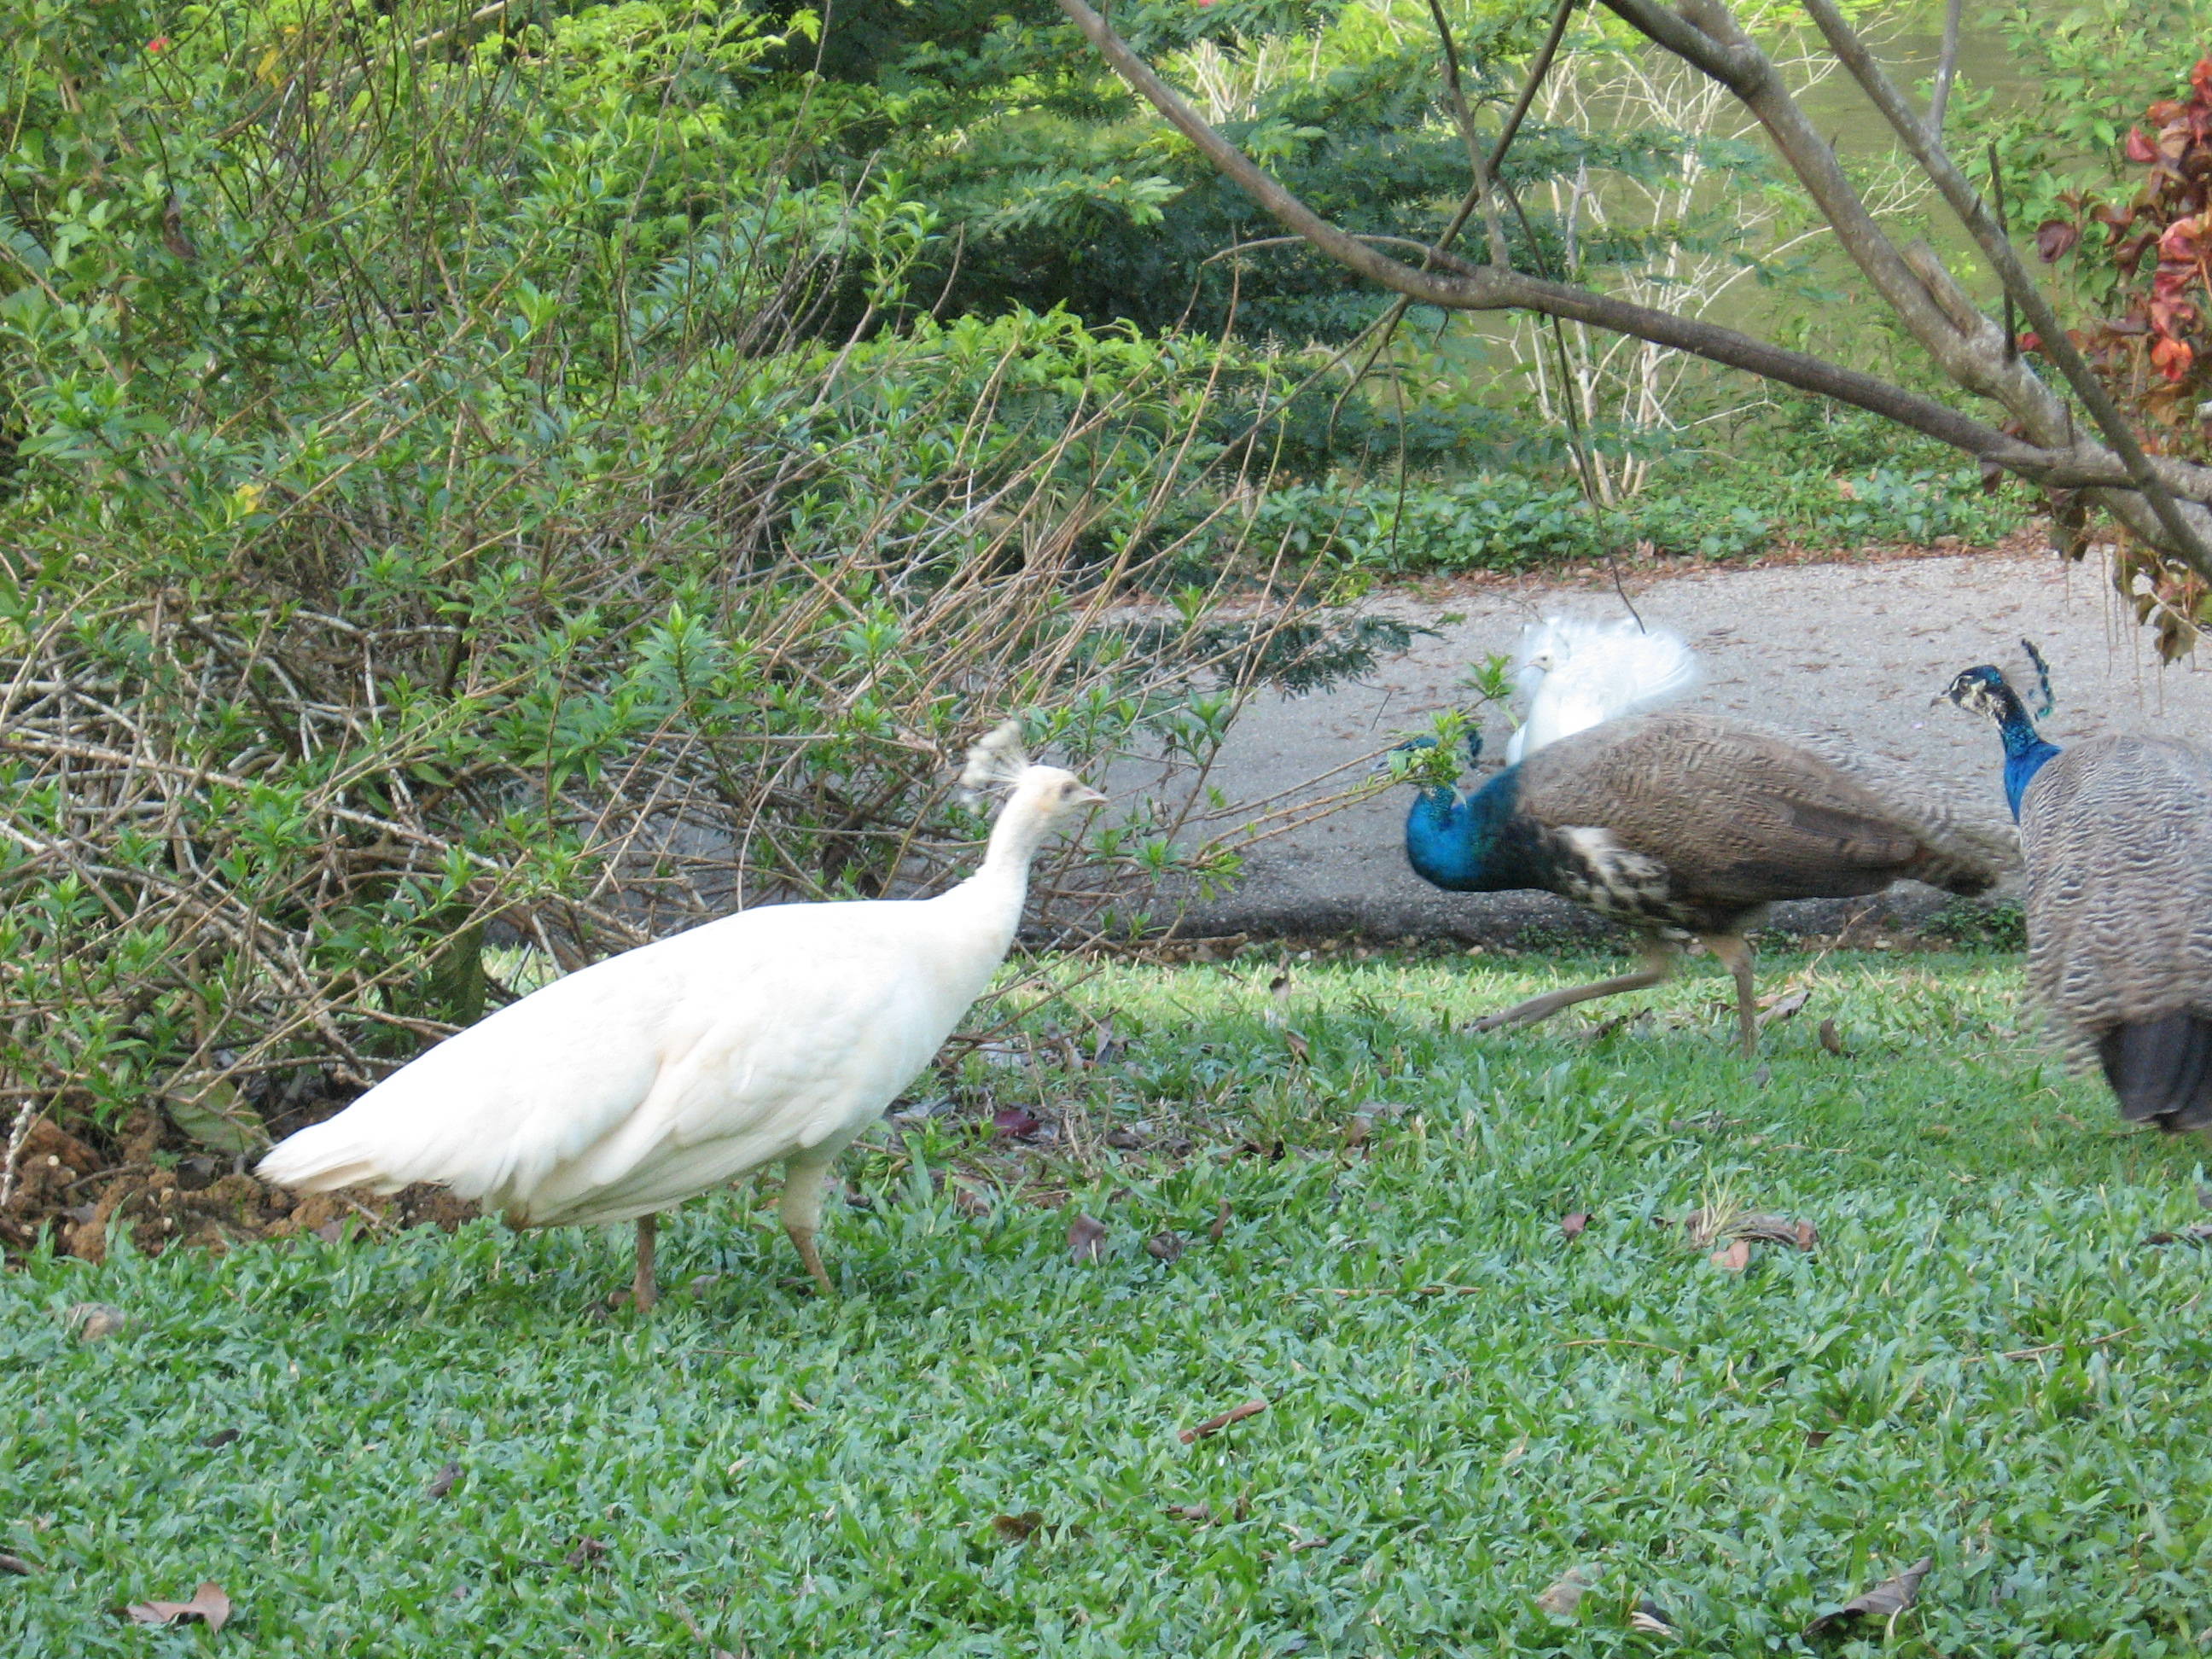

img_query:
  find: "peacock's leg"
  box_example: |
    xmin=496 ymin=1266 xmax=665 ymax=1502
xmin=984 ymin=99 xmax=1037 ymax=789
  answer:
xmin=1470 ymin=940 xmax=1677 ymax=1033
xmin=632 ymin=1213 xmax=659 ymax=1312
xmin=779 ymin=1148 xmax=845 ymax=1298
xmin=1703 ymin=932 xmax=1759 ymax=1058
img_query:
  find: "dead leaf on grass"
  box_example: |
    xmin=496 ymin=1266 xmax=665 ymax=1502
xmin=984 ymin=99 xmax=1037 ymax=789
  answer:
xmin=1755 ymin=987 xmax=1813 ymax=1029
xmin=424 ymin=1462 xmax=463 ymax=1499
xmin=2197 ymin=1182 xmax=2212 ymax=1212
xmin=948 ymin=1178 xmax=992 ymax=1218
xmin=1068 ymin=1213 xmax=1108 ymax=1263
xmin=1561 ymin=1211 xmax=1591 ymax=1243
xmin=1710 ymin=1237 xmax=1752 ymax=1272
xmin=991 ymin=1106 xmax=1042 ymax=1140
xmin=1534 ymin=1564 xmax=1595 ymax=1616
xmin=1804 ymin=1428 xmax=1834 ymax=1447
xmin=1179 ymin=1397 xmax=1268 ymax=1444
xmin=0 ymin=1553 xmax=33 ymax=1576
xmin=1804 ymin=1556 xmax=1933 ymax=1638
xmin=200 ymin=1429 xmax=241 ymax=1450
xmin=1342 ymin=1115 xmax=1371 ymax=1153
xmin=64 ymin=1303 xmax=127 ymax=1342
xmin=1163 ymin=1503 xmax=1212 ymax=1523
xmin=2145 ymin=1222 xmax=2212 ymax=1246
xmin=1104 ymin=1126 xmax=1144 ymax=1150
xmin=992 ymin=1511 xmax=1045 ymax=1542
xmin=1284 ymin=1028 xmax=1311 ymax=1065
xmin=313 ymin=1219 xmax=346 ymax=1244
xmin=1818 ymin=1018 xmax=1848 ymax=1056
xmin=1630 ymin=1596 xmax=1678 ymax=1635
xmin=123 ymin=1581 xmax=230 ymax=1632
xmin=1209 ymin=1200 xmax=1231 ymax=1243
xmin=563 ymin=1537 xmax=608 ymax=1568
xmin=1145 ymin=1231 xmax=1186 ymax=1263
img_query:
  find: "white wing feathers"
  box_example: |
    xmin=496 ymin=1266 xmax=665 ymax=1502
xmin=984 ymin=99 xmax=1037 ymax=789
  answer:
xmin=1506 ymin=615 xmax=1702 ymax=763
xmin=256 ymin=899 xmax=996 ymax=1227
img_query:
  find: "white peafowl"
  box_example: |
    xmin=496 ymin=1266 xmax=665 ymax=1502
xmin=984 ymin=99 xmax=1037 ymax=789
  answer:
xmin=256 ymin=723 xmax=1103 ymax=1307
xmin=1946 ymin=649 xmax=2212 ymax=1131
xmin=1503 ymin=614 xmax=1701 ymax=763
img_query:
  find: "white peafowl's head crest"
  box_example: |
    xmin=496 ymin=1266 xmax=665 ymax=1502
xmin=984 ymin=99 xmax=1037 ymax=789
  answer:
xmin=958 ymin=719 xmax=1033 ymax=802
xmin=958 ymin=719 xmax=1106 ymax=819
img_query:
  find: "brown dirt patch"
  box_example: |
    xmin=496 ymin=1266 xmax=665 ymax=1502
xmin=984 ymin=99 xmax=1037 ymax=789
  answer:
xmin=2 ymin=1107 xmax=479 ymax=1266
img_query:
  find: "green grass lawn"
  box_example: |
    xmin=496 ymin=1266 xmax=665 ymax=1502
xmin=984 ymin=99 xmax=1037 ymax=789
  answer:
xmin=7 ymin=949 xmax=2210 ymax=1656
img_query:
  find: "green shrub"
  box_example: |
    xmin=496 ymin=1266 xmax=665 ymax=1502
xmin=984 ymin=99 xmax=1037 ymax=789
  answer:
xmin=0 ymin=0 xmax=1363 ymax=1158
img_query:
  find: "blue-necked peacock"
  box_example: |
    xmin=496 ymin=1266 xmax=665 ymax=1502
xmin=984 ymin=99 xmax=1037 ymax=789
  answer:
xmin=1384 ymin=711 xmax=2002 ymax=1056
xmin=1946 ymin=655 xmax=2212 ymax=1130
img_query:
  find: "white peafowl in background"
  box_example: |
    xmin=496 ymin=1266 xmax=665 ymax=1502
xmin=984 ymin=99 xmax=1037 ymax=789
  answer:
xmin=1503 ymin=614 xmax=1701 ymax=763
xmin=257 ymin=723 xmax=1103 ymax=1308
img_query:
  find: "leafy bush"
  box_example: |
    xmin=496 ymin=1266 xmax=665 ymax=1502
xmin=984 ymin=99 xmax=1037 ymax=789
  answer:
xmin=0 ymin=0 xmax=1366 ymax=1166
xmin=1231 ymin=449 xmax=2018 ymax=576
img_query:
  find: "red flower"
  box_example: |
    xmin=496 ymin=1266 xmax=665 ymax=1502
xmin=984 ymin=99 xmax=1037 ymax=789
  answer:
xmin=147 ymin=36 xmax=169 ymax=51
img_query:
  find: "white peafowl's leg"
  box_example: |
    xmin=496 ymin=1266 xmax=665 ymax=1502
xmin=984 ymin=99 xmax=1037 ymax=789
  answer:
xmin=778 ymin=1145 xmax=847 ymax=1299
xmin=632 ymin=1213 xmax=658 ymax=1312
xmin=1470 ymin=940 xmax=1677 ymax=1033
xmin=1703 ymin=932 xmax=1760 ymax=1059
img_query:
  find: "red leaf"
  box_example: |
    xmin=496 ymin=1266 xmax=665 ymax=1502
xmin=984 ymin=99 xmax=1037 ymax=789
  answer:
xmin=1710 ymin=1238 xmax=1751 ymax=1272
xmin=2035 ymin=219 xmax=2081 ymax=262
xmin=2128 ymin=126 xmax=2160 ymax=165
xmin=1561 ymin=1211 xmax=1591 ymax=1242
xmin=2152 ymin=335 xmax=2196 ymax=381
xmin=2157 ymin=213 xmax=2210 ymax=262
xmin=991 ymin=1106 xmax=1041 ymax=1140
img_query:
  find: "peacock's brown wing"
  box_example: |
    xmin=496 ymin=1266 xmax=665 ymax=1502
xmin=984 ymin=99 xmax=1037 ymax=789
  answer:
xmin=1517 ymin=713 xmax=1932 ymax=907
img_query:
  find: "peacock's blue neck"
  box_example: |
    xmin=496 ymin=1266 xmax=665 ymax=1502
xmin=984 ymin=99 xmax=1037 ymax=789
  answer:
xmin=1994 ymin=701 xmax=2060 ymax=820
xmin=1403 ymin=768 xmax=1536 ymax=892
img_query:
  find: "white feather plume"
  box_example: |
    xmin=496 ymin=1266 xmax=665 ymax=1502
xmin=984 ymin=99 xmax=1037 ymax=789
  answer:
xmin=1505 ymin=615 xmax=1702 ymax=763
xmin=958 ymin=719 xmax=1032 ymax=800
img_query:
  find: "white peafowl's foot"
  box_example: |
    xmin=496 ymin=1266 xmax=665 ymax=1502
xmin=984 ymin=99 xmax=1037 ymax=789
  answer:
xmin=787 ymin=1224 xmax=835 ymax=1299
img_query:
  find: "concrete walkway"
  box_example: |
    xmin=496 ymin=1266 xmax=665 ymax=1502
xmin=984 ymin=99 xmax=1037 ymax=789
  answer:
xmin=1177 ymin=549 xmax=2212 ymax=941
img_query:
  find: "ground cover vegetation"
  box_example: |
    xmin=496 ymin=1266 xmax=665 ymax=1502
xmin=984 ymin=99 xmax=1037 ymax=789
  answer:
xmin=9 ymin=950 xmax=2212 ymax=1654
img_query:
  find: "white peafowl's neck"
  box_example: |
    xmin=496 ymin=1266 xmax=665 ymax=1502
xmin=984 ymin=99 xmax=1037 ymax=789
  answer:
xmin=939 ymin=797 xmax=1057 ymax=951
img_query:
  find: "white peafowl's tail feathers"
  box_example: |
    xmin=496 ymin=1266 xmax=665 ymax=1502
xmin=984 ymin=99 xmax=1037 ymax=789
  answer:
xmin=958 ymin=719 xmax=1032 ymax=801
xmin=1507 ymin=615 xmax=1702 ymax=762
xmin=255 ymin=1121 xmax=414 ymax=1197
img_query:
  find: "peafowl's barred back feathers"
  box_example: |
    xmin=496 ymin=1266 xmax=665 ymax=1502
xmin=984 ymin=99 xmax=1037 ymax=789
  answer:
xmin=1508 ymin=713 xmax=2003 ymax=934
xmin=2017 ymin=733 xmax=2212 ymax=1087
xmin=1783 ymin=725 xmax=2022 ymax=882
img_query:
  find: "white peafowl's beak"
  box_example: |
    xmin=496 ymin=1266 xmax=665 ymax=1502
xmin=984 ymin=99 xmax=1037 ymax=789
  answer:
xmin=1072 ymin=784 xmax=1108 ymax=806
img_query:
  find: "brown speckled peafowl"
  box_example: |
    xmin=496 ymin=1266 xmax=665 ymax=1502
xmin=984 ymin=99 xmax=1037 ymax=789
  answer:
xmin=1385 ymin=711 xmax=2004 ymax=1056
xmin=1947 ymin=660 xmax=2212 ymax=1130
